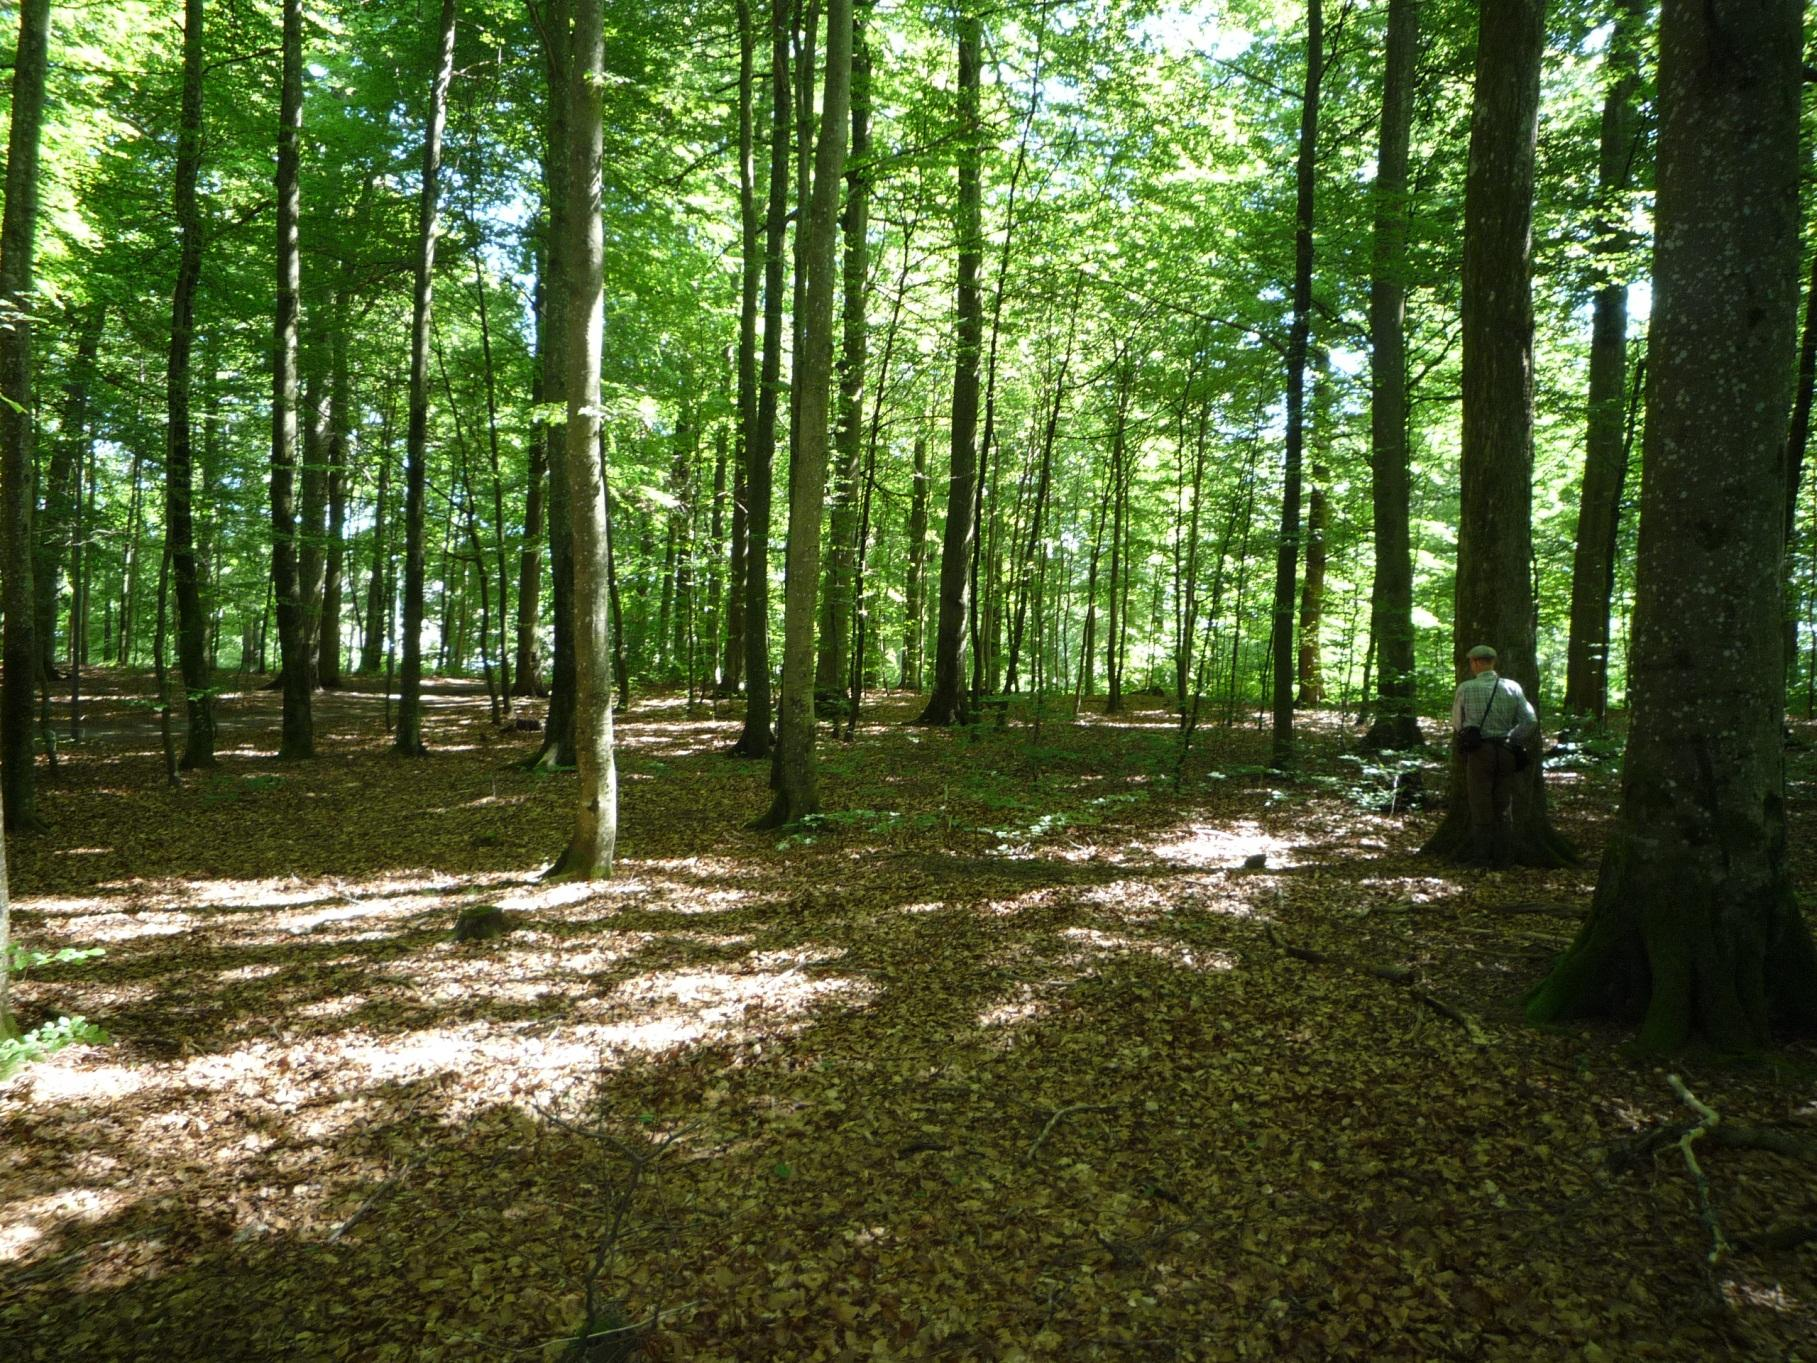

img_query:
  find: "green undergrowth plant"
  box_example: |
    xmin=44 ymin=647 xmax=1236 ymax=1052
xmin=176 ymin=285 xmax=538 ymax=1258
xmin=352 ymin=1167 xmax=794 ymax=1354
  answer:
xmin=2 ymin=944 xmax=110 ymax=1081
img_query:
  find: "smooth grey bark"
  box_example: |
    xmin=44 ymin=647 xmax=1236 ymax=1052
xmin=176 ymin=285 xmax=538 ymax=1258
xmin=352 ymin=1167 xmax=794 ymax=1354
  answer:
xmin=760 ymin=0 xmax=853 ymax=829
xmin=395 ymin=0 xmax=457 ymax=756
xmin=1421 ymin=0 xmax=1573 ymax=866
xmin=721 ymin=0 xmax=760 ymax=698
xmin=270 ymin=0 xmax=312 ymax=760
xmin=0 ymin=0 xmax=50 ymax=836
xmin=549 ymin=0 xmax=617 ymax=877
xmin=1563 ymin=0 xmax=1643 ymax=723
xmin=914 ymin=9 xmax=983 ymax=726
xmin=167 ymin=0 xmax=215 ymax=768
xmin=318 ymin=312 xmax=351 ymax=688
xmin=902 ymin=430 xmax=928 ymax=688
xmin=1529 ymin=0 xmax=1817 ymax=1050
xmin=34 ymin=302 xmax=104 ymax=686
xmin=1363 ymin=0 xmax=1421 ymax=751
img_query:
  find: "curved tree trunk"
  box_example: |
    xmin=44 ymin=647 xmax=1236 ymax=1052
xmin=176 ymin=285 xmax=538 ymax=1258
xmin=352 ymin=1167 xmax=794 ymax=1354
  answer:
xmin=394 ymin=0 xmax=457 ymax=756
xmin=1529 ymin=0 xmax=1817 ymax=1050
xmin=167 ymin=0 xmax=216 ymax=768
xmin=1363 ymin=0 xmax=1421 ymax=752
xmin=549 ymin=0 xmax=617 ymax=879
xmin=1421 ymin=0 xmax=1573 ymax=867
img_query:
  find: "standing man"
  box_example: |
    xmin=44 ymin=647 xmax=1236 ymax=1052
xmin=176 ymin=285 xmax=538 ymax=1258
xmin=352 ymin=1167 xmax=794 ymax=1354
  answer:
xmin=1451 ymin=643 xmax=1539 ymax=865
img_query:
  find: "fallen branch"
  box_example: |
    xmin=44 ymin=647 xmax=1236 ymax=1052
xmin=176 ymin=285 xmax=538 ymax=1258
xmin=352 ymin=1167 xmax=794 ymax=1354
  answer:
xmin=1265 ymin=921 xmax=1489 ymax=1045
xmin=327 ymin=1158 xmax=417 ymax=1243
xmin=1028 ymin=1103 xmax=1117 ymax=1162
xmin=1667 ymin=1073 xmax=1731 ymax=1267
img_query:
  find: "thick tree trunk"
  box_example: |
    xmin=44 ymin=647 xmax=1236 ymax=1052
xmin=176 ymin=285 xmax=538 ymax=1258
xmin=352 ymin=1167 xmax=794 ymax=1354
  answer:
xmin=730 ymin=0 xmax=791 ymax=757
xmin=1530 ymin=0 xmax=1817 ymax=1050
xmin=1421 ymin=0 xmax=1573 ymax=866
xmin=1364 ymin=0 xmax=1421 ymax=752
xmin=296 ymin=359 xmax=329 ymax=689
xmin=394 ymin=0 xmax=457 ymax=756
xmin=1270 ymin=0 xmax=1320 ymax=771
xmin=358 ymin=395 xmax=395 ymax=674
xmin=760 ymin=0 xmax=852 ymax=828
xmin=513 ymin=280 xmax=547 ymax=697
xmin=167 ymin=0 xmax=216 ymax=768
xmin=1563 ymin=0 xmax=1642 ymax=723
xmin=0 ymin=0 xmax=49 ymax=833
xmin=721 ymin=0 xmax=760 ymax=699
xmin=915 ymin=9 xmax=983 ymax=726
xmin=469 ymin=244 xmax=512 ymax=711
xmin=550 ymin=0 xmax=618 ymax=877
xmin=270 ymin=0 xmax=313 ymax=760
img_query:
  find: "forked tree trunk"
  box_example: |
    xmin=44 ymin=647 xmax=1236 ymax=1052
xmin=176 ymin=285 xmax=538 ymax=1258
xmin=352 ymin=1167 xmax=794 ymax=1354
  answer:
xmin=167 ymin=0 xmax=216 ymax=767
xmin=914 ymin=8 xmax=983 ymax=726
xmin=395 ymin=0 xmax=457 ymax=756
xmin=1363 ymin=0 xmax=1421 ymax=752
xmin=270 ymin=0 xmax=313 ymax=760
xmin=760 ymin=0 xmax=852 ymax=828
xmin=1529 ymin=0 xmax=1817 ymax=1051
xmin=1421 ymin=0 xmax=1573 ymax=867
xmin=1562 ymin=0 xmax=1643 ymax=723
xmin=549 ymin=0 xmax=618 ymax=877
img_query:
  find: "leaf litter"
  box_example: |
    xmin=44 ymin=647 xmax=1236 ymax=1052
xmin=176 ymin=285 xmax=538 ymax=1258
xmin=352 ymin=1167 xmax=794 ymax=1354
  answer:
xmin=2 ymin=675 xmax=1815 ymax=1362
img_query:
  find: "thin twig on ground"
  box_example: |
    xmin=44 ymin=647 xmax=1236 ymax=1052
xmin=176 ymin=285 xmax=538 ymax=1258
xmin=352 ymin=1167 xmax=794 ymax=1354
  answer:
xmin=1667 ymin=1073 xmax=1731 ymax=1267
xmin=1028 ymin=1103 xmax=1117 ymax=1162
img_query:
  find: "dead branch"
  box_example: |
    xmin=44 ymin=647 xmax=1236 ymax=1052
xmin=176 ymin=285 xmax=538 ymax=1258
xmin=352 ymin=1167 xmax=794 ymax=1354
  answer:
xmin=1028 ymin=1103 xmax=1117 ymax=1162
xmin=327 ymin=1158 xmax=417 ymax=1243
xmin=1667 ymin=1073 xmax=1731 ymax=1267
xmin=1265 ymin=921 xmax=1491 ymax=1045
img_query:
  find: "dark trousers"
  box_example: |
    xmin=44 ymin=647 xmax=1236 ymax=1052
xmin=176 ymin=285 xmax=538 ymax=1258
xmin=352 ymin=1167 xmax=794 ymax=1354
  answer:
xmin=1464 ymin=741 xmax=1517 ymax=863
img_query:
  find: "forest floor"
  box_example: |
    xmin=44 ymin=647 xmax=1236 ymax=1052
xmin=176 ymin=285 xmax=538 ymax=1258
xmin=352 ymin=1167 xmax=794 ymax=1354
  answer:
xmin=3 ymin=672 xmax=1816 ymax=1363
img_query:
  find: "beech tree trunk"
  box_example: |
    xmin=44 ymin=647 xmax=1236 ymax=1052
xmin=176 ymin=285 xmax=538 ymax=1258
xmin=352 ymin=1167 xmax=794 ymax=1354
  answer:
xmin=167 ymin=0 xmax=216 ymax=768
xmin=318 ymin=313 xmax=351 ymax=689
xmin=394 ymin=0 xmax=457 ymax=756
xmin=902 ymin=431 xmax=928 ymax=689
xmin=1364 ymin=0 xmax=1421 ymax=752
xmin=721 ymin=0 xmax=760 ymax=698
xmin=731 ymin=0 xmax=791 ymax=758
xmin=759 ymin=0 xmax=852 ymax=828
xmin=1563 ymin=0 xmax=1643 ymax=723
xmin=270 ymin=0 xmax=313 ymax=761
xmin=1421 ymin=0 xmax=1573 ymax=867
xmin=0 ymin=0 xmax=49 ymax=833
xmin=1269 ymin=0 xmax=1319 ymax=771
xmin=550 ymin=0 xmax=618 ymax=877
xmin=35 ymin=302 xmax=104 ymax=686
xmin=915 ymin=9 xmax=983 ymax=726
xmin=1529 ymin=0 xmax=1817 ymax=1051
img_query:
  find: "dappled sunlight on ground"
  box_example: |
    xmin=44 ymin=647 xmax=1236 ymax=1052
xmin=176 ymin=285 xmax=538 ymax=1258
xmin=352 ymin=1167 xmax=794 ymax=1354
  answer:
xmin=3 ymin=678 xmax=1815 ymax=1360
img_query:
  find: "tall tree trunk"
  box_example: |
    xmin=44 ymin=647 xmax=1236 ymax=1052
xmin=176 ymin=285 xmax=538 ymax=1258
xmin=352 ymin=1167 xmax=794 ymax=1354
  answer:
xmin=1422 ymin=0 xmax=1573 ymax=866
xmin=1105 ymin=362 xmax=1132 ymax=714
xmin=469 ymin=244 xmax=512 ymax=711
xmin=1563 ymin=0 xmax=1643 ymax=723
xmin=270 ymin=0 xmax=312 ymax=759
xmin=1007 ymin=307 xmax=1076 ymax=693
xmin=358 ymin=390 xmax=396 ymax=674
xmin=1270 ymin=0 xmax=1320 ymax=771
xmin=730 ymin=0 xmax=791 ymax=757
xmin=167 ymin=0 xmax=216 ymax=768
xmin=0 ymin=0 xmax=50 ymax=838
xmin=816 ymin=2 xmax=870 ymax=698
xmin=915 ymin=8 xmax=983 ymax=726
xmin=394 ymin=0 xmax=457 ymax=755
xmin=318 ymin=311 xmax=351 ymax=688
xmin=902 ymin=430 xmax=928 ymax=688
xmin=761 ymin=0 xmax=852 ymax=828
xmin=34 ymin=302 xmax=104 ymax=686
xmin=722 ymin=0 xmax=761 ymax=697
xmin=296 ymin=355 xmax=329 ymax=688
xmin=1364 ymin=0 xmax=1422 ymax=752
xmin=533 ymin=0 xmax=577 ymax=765
xmin=1297 ymin=354 xmax=1333 ymax=707
xmin=550 ymin=0 xmax=617 ymax=876
xmin=514 ymin=278 xmax=547 ymax=696
xmin=1528 ymin=0 xmax=1817 ymax=1051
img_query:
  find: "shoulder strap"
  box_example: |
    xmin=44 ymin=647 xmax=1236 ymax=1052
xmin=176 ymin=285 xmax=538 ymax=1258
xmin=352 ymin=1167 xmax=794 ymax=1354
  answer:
xmin=1475 ymin=679 xmax=1502 ymax=731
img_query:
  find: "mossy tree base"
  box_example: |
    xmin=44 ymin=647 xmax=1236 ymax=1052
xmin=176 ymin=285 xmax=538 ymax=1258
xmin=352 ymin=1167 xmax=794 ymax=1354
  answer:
xmin=1419 ymin=750 xmax=1576 ymax=869
xmin=1527 ymin=835 xmax=1817 ymax=1052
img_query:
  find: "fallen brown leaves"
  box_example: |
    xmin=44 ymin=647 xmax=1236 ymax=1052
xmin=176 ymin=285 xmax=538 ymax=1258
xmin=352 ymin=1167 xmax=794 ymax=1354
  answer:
xmin=2 ymin=675 xmax=1815 ymax=1362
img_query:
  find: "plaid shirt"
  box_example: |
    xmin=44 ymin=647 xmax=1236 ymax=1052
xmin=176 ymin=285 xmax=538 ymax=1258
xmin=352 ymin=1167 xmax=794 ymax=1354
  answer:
xmin=1451 ymin=670 xmax=1539 ymax=745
